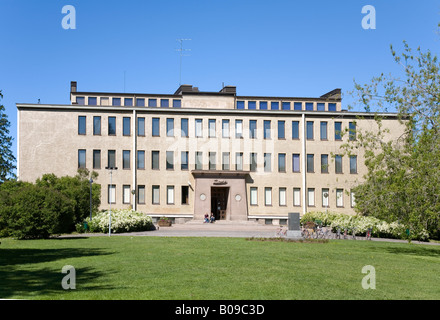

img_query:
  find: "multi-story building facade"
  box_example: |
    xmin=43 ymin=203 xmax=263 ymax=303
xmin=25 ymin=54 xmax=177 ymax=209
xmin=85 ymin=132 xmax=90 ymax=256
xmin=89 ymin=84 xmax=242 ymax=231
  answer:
xmin=17 ymin=82 xmax=404 ymax=224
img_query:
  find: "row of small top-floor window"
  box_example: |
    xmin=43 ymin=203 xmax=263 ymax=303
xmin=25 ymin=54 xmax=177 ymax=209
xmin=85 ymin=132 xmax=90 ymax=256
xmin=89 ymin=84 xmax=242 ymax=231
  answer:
xmin=75 ymin=96 xmax=182 ymax=108
xmin=236 ymin=101 xmax=337 ymax=111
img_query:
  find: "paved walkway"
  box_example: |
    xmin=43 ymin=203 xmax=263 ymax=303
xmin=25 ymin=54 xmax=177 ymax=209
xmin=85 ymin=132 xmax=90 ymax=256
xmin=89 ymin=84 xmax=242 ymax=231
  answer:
xmin=68 ymin=222 xmax=439 ymax=245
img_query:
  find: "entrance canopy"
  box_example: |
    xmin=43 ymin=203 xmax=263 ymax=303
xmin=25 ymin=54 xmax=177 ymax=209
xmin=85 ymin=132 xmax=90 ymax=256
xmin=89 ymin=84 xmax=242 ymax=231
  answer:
xmin=191 ymin=170 xmax=250 ymax=221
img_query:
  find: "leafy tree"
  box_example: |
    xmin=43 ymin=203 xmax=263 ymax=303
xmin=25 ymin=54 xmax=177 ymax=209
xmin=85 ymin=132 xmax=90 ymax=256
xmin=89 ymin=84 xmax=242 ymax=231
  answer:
xmin=0 ymin=91 xmax=16 ymax=183
xmin=343 ymin=36 xmax=440 ymax=240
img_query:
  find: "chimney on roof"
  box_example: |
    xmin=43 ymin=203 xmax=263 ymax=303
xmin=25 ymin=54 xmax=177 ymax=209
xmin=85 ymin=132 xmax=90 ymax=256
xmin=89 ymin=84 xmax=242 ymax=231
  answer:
xmin=219 ymin=86 xmax=236 ymax=94
xmin=71 ymin=81 xmax=77 ymax=93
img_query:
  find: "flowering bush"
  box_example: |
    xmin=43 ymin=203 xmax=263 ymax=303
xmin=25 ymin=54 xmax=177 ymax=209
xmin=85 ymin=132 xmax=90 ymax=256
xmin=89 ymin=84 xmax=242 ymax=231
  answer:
xmin=300 ymin=211 xmax=429 ymax=241
xmin=79 ymin=209 xmax=153 ymax=234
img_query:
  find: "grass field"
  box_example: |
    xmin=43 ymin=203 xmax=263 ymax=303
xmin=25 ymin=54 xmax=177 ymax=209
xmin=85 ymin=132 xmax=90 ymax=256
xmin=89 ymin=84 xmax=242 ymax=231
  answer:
xmin=0 ymin=236 xmax=439 ymax=300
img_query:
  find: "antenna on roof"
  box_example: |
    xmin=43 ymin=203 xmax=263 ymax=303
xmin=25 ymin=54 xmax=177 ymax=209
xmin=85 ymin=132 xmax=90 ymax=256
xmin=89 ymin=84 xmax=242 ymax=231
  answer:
xmin=176 ymin=39 xmax=191 ymax=85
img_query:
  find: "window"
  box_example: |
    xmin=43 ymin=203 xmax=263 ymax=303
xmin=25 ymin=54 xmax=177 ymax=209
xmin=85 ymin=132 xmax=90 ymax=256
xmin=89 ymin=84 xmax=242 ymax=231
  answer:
xmin=222 ymin=152 xmax=230 ymax=170
xmin=112 ymin=98 xmax=121 ymax=106
xmin=167 ymin=186 xmax=174 ymax=204
xmin=278 ymin=153 xmax=286 ymax=172
xmin=335 ymin=155 xmax=343 ymax=173
xmin=78 ymin=116 xmax=86 ymax=135
xmin=123 ymin=117 xmax=131 ymax=136
xmin=335 ymin=122 xmax=342 ymax=140
xmin=320 ymin=122 xmax=328 ymax=140
xmin=271 ymin=102 xmax=279 ymax=110
xmin=259 ymin=101 xmax=268 ymax=110
xmin=294 ymin=102 xmax=302 ymax=111
xmin=322 ymin=188 xmax=329 ymax=207
xmin=235 ymin=120 xmax=243 ymax=138
xmin=181 ymin=151 xmax=189 ymax=170
xmin=137 ymin=186 xmax=145 ymax=204
xmin=181 ymin=186 xmax=189 ymax=204
xmin=123 ymin=185 xmax=131 ymax=204
xmin=292 ymin=121 xmax=299 ymax=139
xmin=249 ymin=120 xmax=257 ymax=139
xmin=181 ymin=118 xmax=189 ymax=137
xmin=306 ymin=102 xmax=314 ymax=111
xmin=279 ymin=188 xmax=287 ymax=206
xmin=76 ymin=97 xmax=85 ymax=105
xmin=248 ymin=101 xmax=256 ymax=110
xmin=160 ymin=99 xmax=169 ymax=108
xmin=148 ymin=99 xmax=157 ymax=107
xmin=166 ymin=151 xmax=174 ymax=170
xmin=93 ymin=150 xmax=101 ymax=169
xmin=321 ymin=154 xmax=329 ymax=173
xmin=350 ymin=190 xmax=356 ymax=208
xmin=328 ymin=103 xmax=337 ymax=112
xmin=292 ymin=154 xmax=300 ymax=172
xmin=306 ymin=121 xmax=314 ymax=140
xmin=108 ymin=185 xmax=116 ymax=204
xmin=124 ymin=98 xmax=133 ymax=107
xmin=282 ymin=102 xmax=290 ymax=110
xmin=293 ymin=188 xmax=301 ymax=206
xmin=151 ymin=151 xmax=159 ymax=170
xmin=78 ymin=150 xmax=86 ymax=168
xmin=349 ymin=122 xmax=356 ymax=141
xmin=173 ymin=99 xmax=181 ymax=108
xmin=250 ymin=153 xmax=257 ymax=172
xmin=136 ymin=98 xmax=145 ymax=107
xmin=88 ymin=97 xmax=97 ymax=106
xmin=152 ymin=186 xmax=160 ymax=204
xmin=264 ymin=187 xmax=272 ymax=206
xmin=336 ymin=189 xmax=344 ymax=207
xmin=250 ymin=187 xmax=258 ymax=205
xmin=137 ymin=150 xmax=145 ymax=169
xmin=236 ymin=101 xmax=245 ymax=109
xmin=307 ymin=188 xmax=315 ymax=207
xmin=137 ymin=117 xmax=145 ymax=136
xmin=107 ymin=150 xmax=116 ymax=168
xmin=123 ymin=150 xmax=130 ymax=169
xmin=235 ymin=153 xmax=243 ymax=171
xmin=307 ymin=154 xmax=314 ymax=173
xmin=195 ymin=119 xmax=203 ymax=137
xmin=108 ymin=117 xmax=116 ymax=135
xmin=208 ymin=119 xmax=216 ymax=137
xmin=93 ymin=116 xmax=101 ymax=135
xmin=209 ymin=152 xmax=216 ymax=170
xmin=152 ymin=118 xmax=160 ymax=136
xmin=278 ymin=121 xmax=285 ymax=139
xmin=264 ymin=120 xmax=271 ymax=139
xmin=195 ymin=152 xmax=203 ymax=170
xmin=350 ymin=155 xmax=357 ymax=174
xmin=222 ymin=119 xmax=230 ymax=138
xmin=317 ymin=103 xmax=325 ymax=111
xmin=166 ymin=118 xmax=174 ymax=137
xmin=264 ymin=153 xmax=271 ymax=172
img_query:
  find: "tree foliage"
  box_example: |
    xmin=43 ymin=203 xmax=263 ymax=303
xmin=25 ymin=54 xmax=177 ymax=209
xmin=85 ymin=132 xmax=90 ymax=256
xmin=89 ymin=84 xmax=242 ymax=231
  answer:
xmin=0 ymin=170 xmax=101 ymax=239
xmin=343 ymin=38 xmax=440 ymax=240
xmin=0 ymin=91 xmax=16 ymax=183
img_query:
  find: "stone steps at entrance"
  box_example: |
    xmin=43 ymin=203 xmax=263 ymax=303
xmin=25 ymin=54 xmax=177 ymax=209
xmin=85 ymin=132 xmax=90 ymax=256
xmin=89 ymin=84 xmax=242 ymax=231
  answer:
xmin=185 ymin=219 xmax=260 ymax=226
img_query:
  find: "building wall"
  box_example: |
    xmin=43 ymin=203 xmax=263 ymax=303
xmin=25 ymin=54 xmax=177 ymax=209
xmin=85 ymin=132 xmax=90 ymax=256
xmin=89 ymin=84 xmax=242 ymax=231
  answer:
xmin=17 ymin=102 xmax=404 ymax=220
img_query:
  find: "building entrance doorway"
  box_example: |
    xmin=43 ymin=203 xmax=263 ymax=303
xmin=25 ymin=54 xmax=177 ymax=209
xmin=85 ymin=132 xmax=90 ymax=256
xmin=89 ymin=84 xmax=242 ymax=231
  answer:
xmin=211 ymin=187 xmax=229 ymax=220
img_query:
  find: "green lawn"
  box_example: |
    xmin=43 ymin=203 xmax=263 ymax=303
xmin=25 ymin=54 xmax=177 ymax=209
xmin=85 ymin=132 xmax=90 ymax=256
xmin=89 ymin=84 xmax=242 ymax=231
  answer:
xmin=0 ymin=236 xmax=439 ymax=300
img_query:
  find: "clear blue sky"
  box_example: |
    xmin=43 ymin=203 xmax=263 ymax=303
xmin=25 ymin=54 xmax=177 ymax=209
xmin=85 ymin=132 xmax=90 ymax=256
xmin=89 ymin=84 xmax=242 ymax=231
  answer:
xmin=1 ymin=0 xmax=440 ymax=165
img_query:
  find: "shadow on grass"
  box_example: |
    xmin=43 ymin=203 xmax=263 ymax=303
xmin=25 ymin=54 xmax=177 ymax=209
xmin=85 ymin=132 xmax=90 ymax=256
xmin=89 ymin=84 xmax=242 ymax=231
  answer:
xmin=372 ymin=244 xmax=440 ymax=258
xmin=0 ymin=247 xmax=113 ymax=298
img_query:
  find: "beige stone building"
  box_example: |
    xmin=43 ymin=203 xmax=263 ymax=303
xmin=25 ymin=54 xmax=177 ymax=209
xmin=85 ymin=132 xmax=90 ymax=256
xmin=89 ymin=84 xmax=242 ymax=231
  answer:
xmin=17 ymin=82 xmax=403 ymax=224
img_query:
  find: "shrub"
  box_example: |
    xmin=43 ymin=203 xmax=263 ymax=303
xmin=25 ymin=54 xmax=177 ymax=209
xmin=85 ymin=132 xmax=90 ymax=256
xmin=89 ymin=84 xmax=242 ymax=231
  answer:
xmin=0 ymin=181 xmax=75 ymax=239
xmin=84 ymin=209 xmax=153 ymax=234
xmin=300 ymin=211 xmax=429 ymax=241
